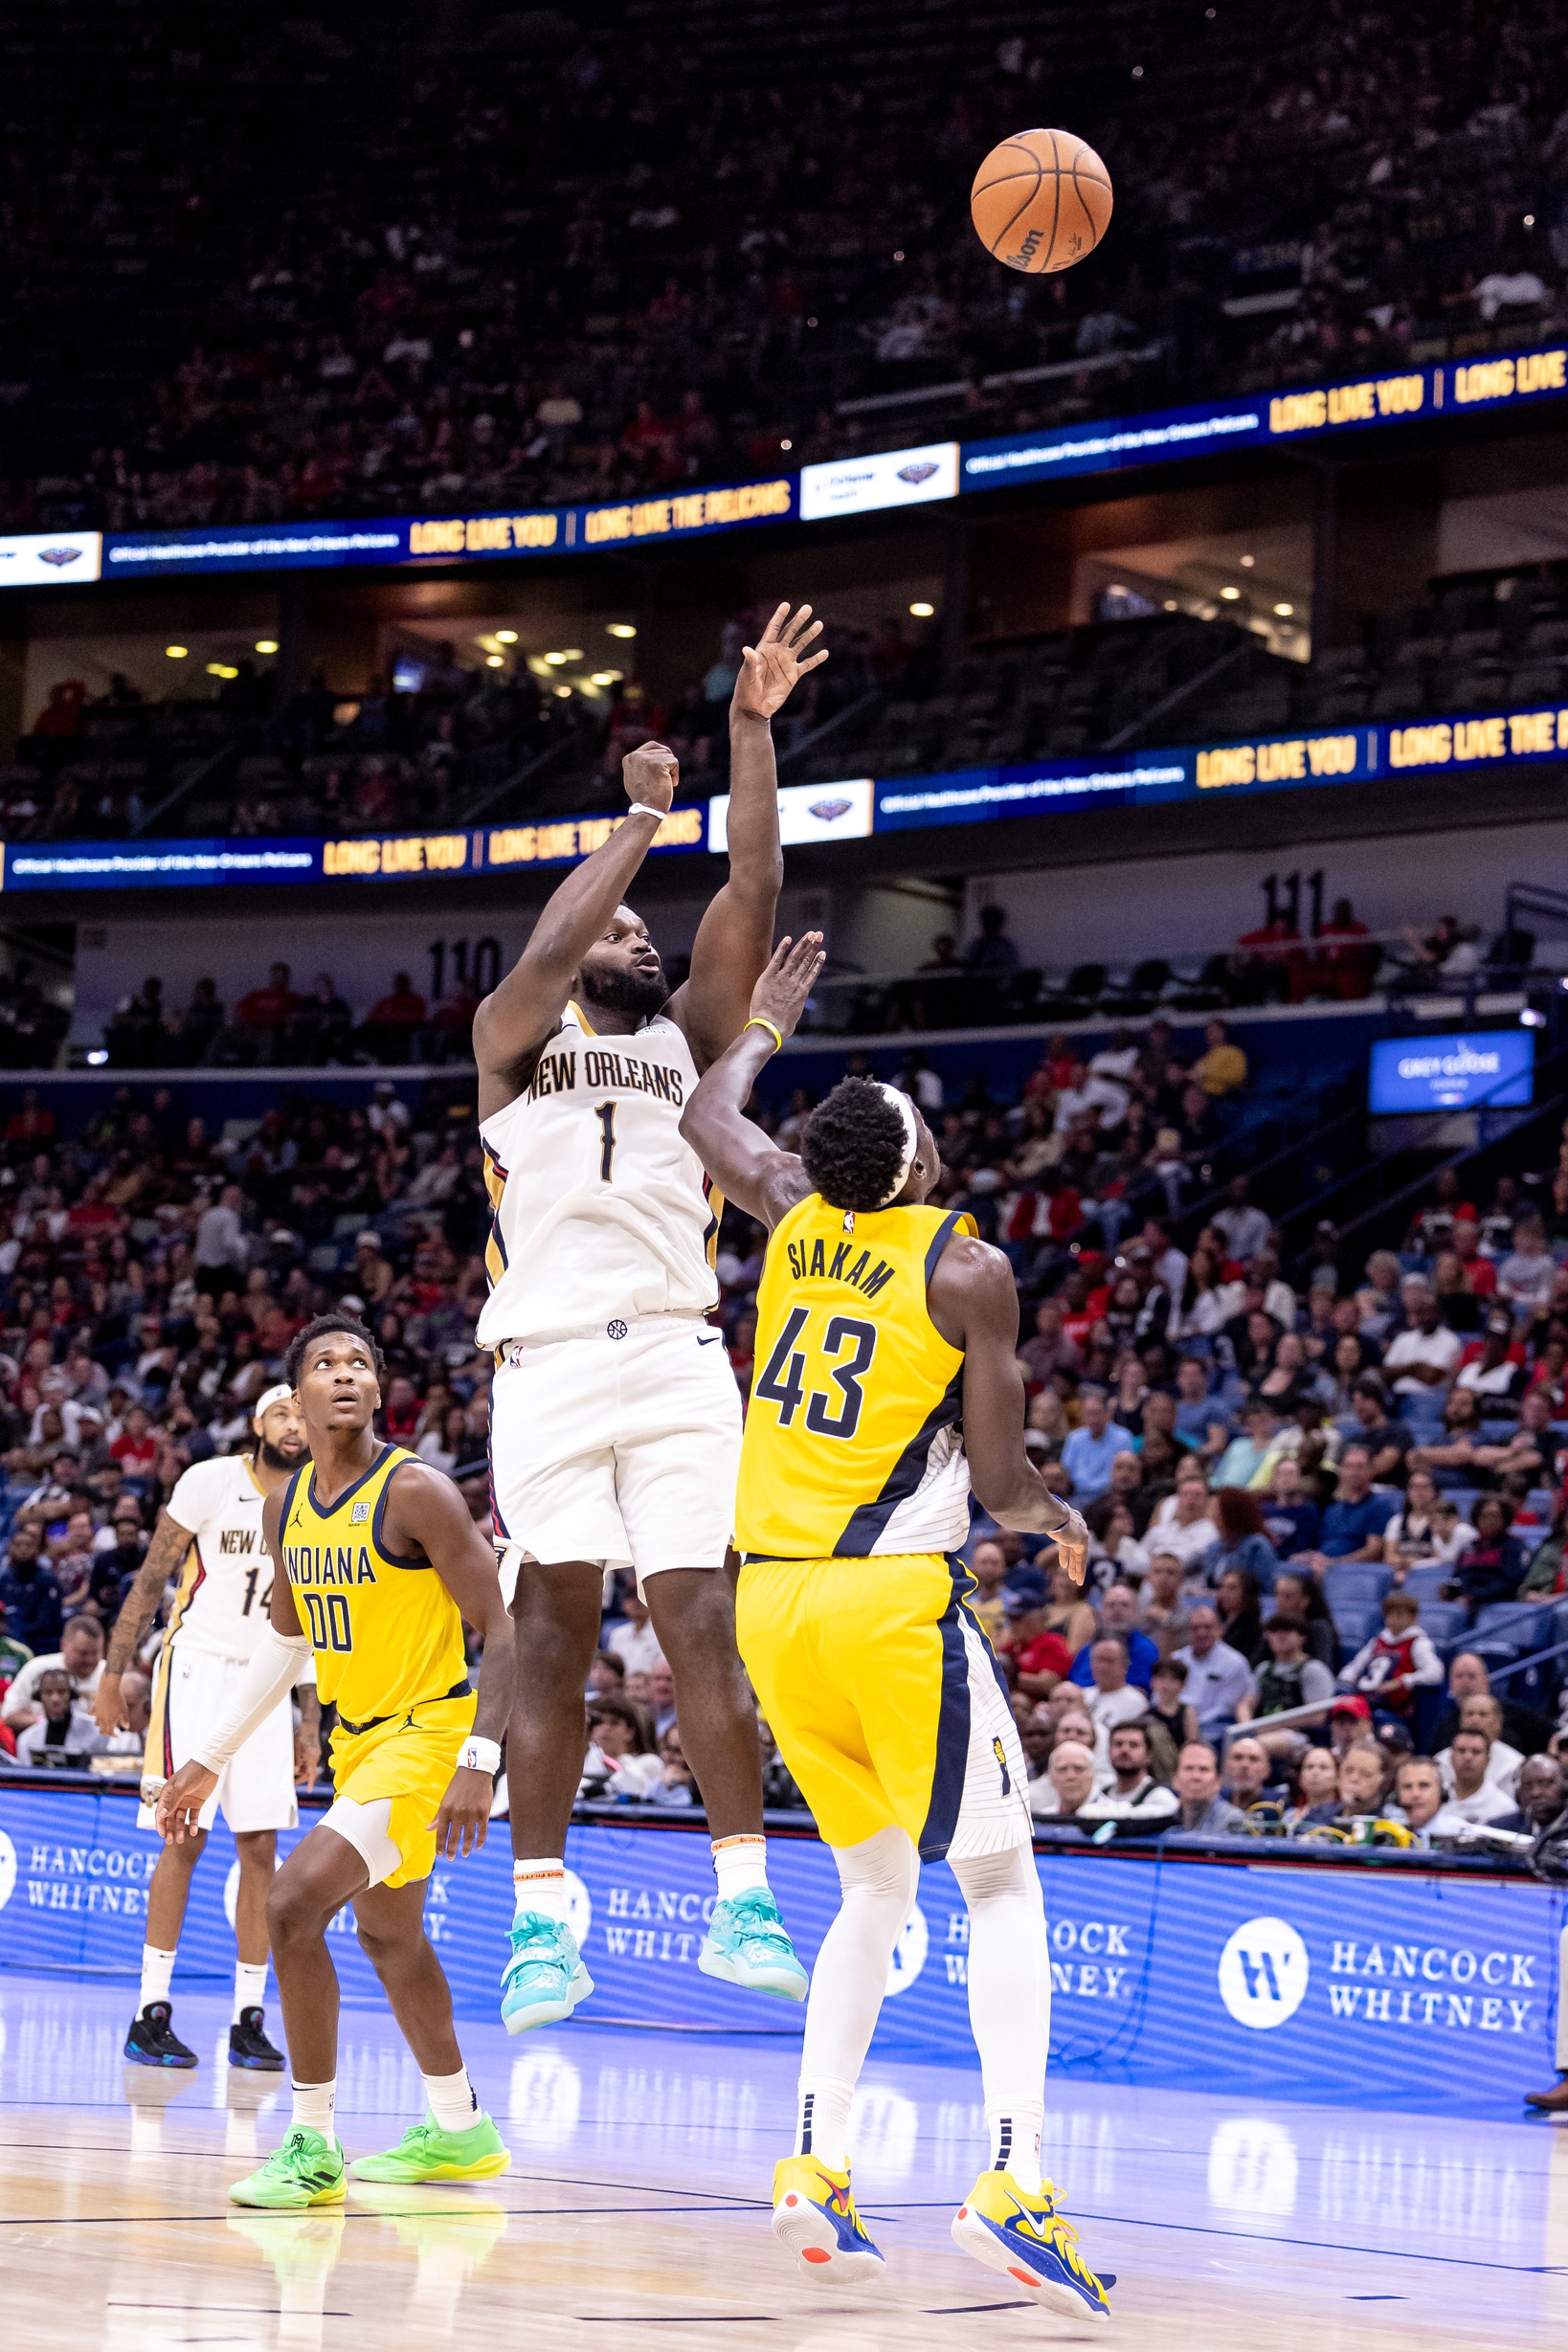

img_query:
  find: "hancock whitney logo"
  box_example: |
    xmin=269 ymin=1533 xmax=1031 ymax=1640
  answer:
xmin=1218 ymin=1915 xmax=1310 ymax=2030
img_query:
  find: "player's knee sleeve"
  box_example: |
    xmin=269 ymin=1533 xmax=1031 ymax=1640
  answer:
xmin=950 ymin=1842 xmax=1042 ymax=1915
xmin=832 ymin=1824 xmax=920 ymax=1914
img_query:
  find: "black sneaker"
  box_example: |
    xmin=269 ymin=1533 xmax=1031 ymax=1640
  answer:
xmin=229 ymin=2005 xmax=285 ymax=2072
xmin=124 ymin=2001 xmax=198 ymax=2069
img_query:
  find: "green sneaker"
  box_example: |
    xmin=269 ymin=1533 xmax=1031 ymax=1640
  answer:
xmin=229 ymin=2124 xmax=347 ymax=2209
xmin=348 ymin=2113 xmax=511 ymax=2184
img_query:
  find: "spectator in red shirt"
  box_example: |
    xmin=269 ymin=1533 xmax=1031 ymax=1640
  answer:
xmin=361 ymin=971 xmax=428 ymax=1061
xmin=235 ymin=961 xmax=301 ymax=1032
xmin=109 ymin=1405 xmax=156 ymax=1476
xmin=1009 ymin=1601 xmax=1074 ymax=1701
xmin=4 ymin=1090 xmax=55 ymax=1147
xmin=1313 ymin=896 xmax=1376 ymax=1000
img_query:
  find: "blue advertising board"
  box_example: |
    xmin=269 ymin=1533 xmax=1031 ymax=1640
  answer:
xmin=1369 ymin=1029 xmax=1535 ymax=1114
xmin=8 ymin=697 xmax=1568 ymax=893
xmin=6 ymin=347 xmax=1567 ymax=590
xmin=2 ymin=1787 xmax=1559 ymax=2114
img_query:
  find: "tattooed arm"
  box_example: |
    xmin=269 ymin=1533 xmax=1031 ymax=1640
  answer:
xmin=91 ymin=1509 xmax=192 ymax=1734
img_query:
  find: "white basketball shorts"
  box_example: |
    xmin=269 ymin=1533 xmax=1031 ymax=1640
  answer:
xmin=490 ymin=1314 xmax=743 ymax=1596
xmin=139 ymin=1640 xmax=300 ymax=1836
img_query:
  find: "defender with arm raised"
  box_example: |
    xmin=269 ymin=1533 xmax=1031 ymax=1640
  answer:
xmin=676 ymin=936 xmax=1109 ymax=2323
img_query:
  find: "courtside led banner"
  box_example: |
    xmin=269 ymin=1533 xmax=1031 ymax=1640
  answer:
xmin=5 ymin=696 xmax=1566 ymax=890
xmin=0 ymin=1785 xmax=1559 ymax=2112
xmin=6 ymin=345 xmax=1563 ymax=589
xmin=958 ymin=343 xmax=1568 ymax=491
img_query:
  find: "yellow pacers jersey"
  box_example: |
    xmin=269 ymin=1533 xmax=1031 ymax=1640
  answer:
xmin=278 ymin=1444 xmax=468 ymax=1727
xmin=736 ymin=1197 xmax=976 ymax=1560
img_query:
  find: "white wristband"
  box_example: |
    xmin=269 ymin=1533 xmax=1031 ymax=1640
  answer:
xmin=626 ymin=802 xmax=667 ymax=823
xmin=457 ymin=1735 xmax=502 ymax=1776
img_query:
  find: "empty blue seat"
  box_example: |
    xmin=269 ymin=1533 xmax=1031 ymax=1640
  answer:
xmin=1419 ymin=1602 xmax=1469 ymax=1644
xmin=1403 ymin=1564 xmax=1450 ymax=1602
xmin=1321 ymin=1563 xmax=1393 ymax=1608
xmin=1515 ymin=1524 xmax=1549 ymax=1557
xmin=1399 ymin=1393 xmax=1446 ymax=1423
xmin=1473 ymin=1602 xmax=1535 ymax=1646
xmin=1527 ymin=1488 xmax=1556 ymax=1518
xmin=1332 ymin=1604 xmax=1380 ymax=1649
xmin=1479 ymin=1419 xmax=1519 ymax=1443
xmin=1444 ymin=1487 xmax=1482 ymax=1518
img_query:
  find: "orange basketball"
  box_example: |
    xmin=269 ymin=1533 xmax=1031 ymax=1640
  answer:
xmin=971 ymin=128 xmax=1113 ymax=275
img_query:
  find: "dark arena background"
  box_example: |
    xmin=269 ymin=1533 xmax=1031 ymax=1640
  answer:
xmin=2 ymin=3 xmax=1568 ymax=2344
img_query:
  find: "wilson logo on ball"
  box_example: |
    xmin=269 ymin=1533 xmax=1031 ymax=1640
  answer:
xmin=971 ymin=128 xmax=1113 ymax=277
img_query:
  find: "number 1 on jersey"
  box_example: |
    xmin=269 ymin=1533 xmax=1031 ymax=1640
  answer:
xmin=595 ymin=1100 xmax=616 ymax=1182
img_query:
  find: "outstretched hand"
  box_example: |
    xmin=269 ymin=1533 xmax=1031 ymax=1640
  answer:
xmin=732 ymin=602 xmax=828 ymax=721
xmin=623 ymin=739 xmax=678 ymax=814
xmin=749 ymin=932 xmax=825 ymax=1042
xmin=1053 ymin=1505 xmax=1091 ymax=1587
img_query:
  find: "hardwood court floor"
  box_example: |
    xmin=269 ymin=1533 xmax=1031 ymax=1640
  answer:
xmin=4 ymin=1972 xmax=1567 ymax=2349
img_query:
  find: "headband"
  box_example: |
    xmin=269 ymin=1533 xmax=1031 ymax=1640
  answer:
xmin=253 ymin=1382 xmax=293 ymax=1429
xmin=875 ymin=1083 xmax=921 ymax=1208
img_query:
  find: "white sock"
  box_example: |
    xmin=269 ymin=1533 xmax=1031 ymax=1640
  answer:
xmin=422 ymin=2064 xmax=481 ymax=2136
xmin=712 ymin=1833 xmax=770 ymax=1901
xmin=234 ymin=1960 xmax=269 ymax=2024
xmin=139 ymin=1944 xmax=178 ymax=2011
xmin=512 ymin=1858 xmax=570 ymax=1926
xmin=795 ymin=2077 xmax=855 ymax=2170
xmin=291 ymin=2078 xmax=338 ymax=2142
xmin=951 ymin=1844 xmax=1050 ymax=2196
xmin=795 ymin=1826 xmax=921 ymax=2173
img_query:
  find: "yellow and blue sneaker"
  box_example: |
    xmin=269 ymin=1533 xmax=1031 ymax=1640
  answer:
xmin=699 ymin=1890 xmax=807 ymax=2002
xmin=348 ymin=2113 xmax=511 ymax=2183
xmin=951 ymin=2170 xmax=1112 ymax=2323
xmin=229 ymin=2125 xmax=347 ymax=2210
xmin=772 ymin=2154 xmax=885 ymax=2287
xmin=500 ymin=1911 xmax=594 ymax=2036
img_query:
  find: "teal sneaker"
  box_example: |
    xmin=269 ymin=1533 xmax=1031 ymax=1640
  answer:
xmin=500 ymin=1909 xmax=594 ymax=2036
xmin=699 ymin=1888 xmax=807 ymax=2002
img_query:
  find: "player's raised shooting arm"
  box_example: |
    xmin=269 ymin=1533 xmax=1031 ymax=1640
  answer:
xmin=670 ymin=605 xmax=826 ymax=1070
xmin=679 ymin=932 xmax=824 ymax=1230
xmin=930 ymin=1239 xmax=1089 ymax=1578
xmin=92 ymin=1509 xmax=193 ymax=1733
xmin=471 ymin=740 xmax=680 ymax=1119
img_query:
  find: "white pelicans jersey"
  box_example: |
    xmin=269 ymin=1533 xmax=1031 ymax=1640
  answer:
xmin=163 ymin=1454 xmax=278 ymax=1662
xmin=475 ymin=999 xmax=721 ymax=1348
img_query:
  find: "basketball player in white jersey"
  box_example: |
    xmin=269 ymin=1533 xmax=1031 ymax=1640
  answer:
xmin=475 ymin=601 xmax=826 ymax=2033
xmin=94 ymin=1386 xmax=321 ymax=2071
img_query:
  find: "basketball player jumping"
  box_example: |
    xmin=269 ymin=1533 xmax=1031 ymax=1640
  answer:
xmin=474 ymin=602 xmax=826 ymax=2032
xmin=679 ymin=935 xmax=1113 ymax=2325
xmin=95 ymin=1384 xmax=321 ymax=2072
xmin=156 ymin=1314 xmax=516 ymax=2207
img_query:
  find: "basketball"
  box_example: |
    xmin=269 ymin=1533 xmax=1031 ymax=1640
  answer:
xmin=970 ymin=127 xmax=1113 ymax=274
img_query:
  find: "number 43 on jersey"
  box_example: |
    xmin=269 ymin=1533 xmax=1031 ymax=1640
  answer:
xmin=753 ymin=1309 xmax=878 ymax=1440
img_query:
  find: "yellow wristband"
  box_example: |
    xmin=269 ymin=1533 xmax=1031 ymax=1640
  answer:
xmin=744 ymin=1017 xmax=783 ymax=1053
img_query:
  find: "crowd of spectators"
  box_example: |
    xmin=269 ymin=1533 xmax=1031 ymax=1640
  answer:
xmin=6 ymin=4 xmax=1568 ymax=538
xmin=4 ymin=1022 xmax=1568 ymax=1875
xmin=101 ymin=962 xmax=485 ymax=1070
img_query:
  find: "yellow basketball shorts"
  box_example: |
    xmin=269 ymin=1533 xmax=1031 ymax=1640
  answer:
xmin=322 ymin=1691 xmax=477 ymax=1891
xmin=735 ymin=1552 xmax=1031 ymax=1860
